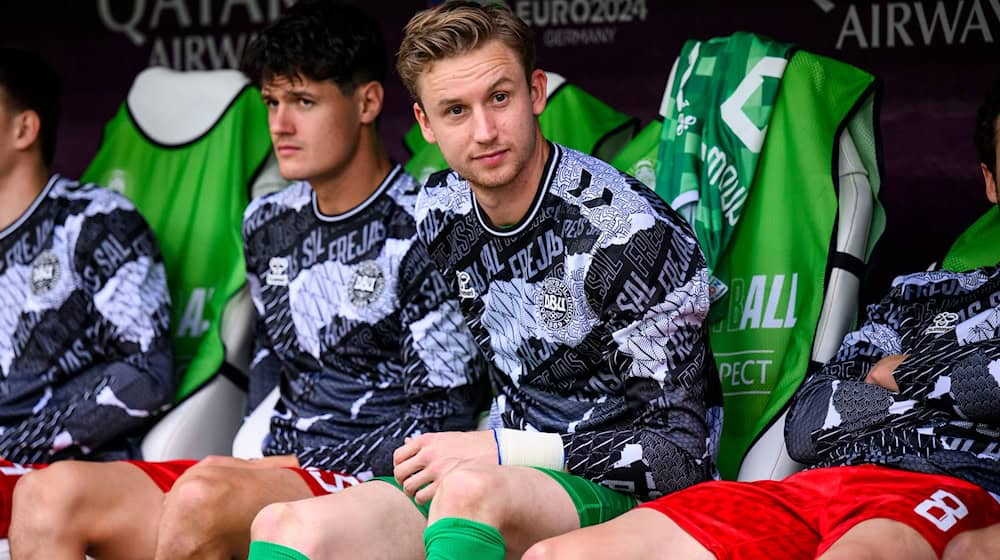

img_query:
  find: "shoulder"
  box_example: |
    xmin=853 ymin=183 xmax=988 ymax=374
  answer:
xmin=52 ymin=175 xmax=140 ymax=217
xmin=383 ymin=166 xmax=421 ymax=220
xmin=414 ymin=168 xmax=472 ymax=229
xmin=890 ymin=267 xmax=1000 ymax=295
xmin=549 ymin=145 xmax=697 ymax=249
xmin=243 ymin=180 xmax=311 ymax=232
xmin=50 ymin=176 xmax=159 ymax=242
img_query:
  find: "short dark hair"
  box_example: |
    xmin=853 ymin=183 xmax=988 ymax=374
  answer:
xmin=241 ymin=0 xmax=386 ymax=93
xmin=0 ymin=48 xmax=62 ymax=166
xmin=975 ymin=76 xmax=1000 ymax=176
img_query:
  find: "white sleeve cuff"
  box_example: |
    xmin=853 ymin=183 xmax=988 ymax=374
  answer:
xmin=495 ymin=429 xmax=565 ymax=471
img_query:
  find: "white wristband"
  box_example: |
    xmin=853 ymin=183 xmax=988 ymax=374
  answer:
xmin=495 ymin=429 xmax=565 ymax=471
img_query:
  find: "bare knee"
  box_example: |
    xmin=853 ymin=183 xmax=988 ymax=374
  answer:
xmin=943 ymin=527 xmax=1000 ymax=560
xmin=12 ymin=462 xmax=90 ymax=529
xmin=162 ymin=467 xmax=233 ymax=520
xmin=433 ymin=467 xmax=505 ymax=521
xmin=523 ymin=538 xmax=573 ymax=560
xmin=251 ymin=501 xmax=323 ymax=557
xmin=156 ymin=468 xmax=235 ymax=556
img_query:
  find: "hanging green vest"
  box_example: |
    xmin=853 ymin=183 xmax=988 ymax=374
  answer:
xmin=611 ymin=116 xmax=662 ymax=189
xmin=82 ymin=69 xmax=273 ymax=401
xmin=710 ymin=51 xmax=879 ymax=479
xmin=403 ymin=72 xmax=638 ymax=184
xmin=618 ymin=43 xmax=882 ymax=479
xmin=655 ymin=33 xmax=795 ymax=309
xmin=943 ymin=206 xmax=1000 ymax=272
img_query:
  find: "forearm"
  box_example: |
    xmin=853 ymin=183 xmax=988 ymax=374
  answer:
xmin=0 ymin=351 xmax=174 ymax=462
xmin=560 ymin=425 xmax=711 ymax=500
xmin=785 ymin=372 xmax=919 ymax=464
xmin=297 ymin=387 xmax=481 ymax=476
xmin=892 ymin=340 xmax=1000 ymax=413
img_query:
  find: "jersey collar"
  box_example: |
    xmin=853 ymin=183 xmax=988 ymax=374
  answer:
xmin=473 ymin=142 xmax=560 ymax=237
xmin=311 ymin=164 xmax=401 ymax=223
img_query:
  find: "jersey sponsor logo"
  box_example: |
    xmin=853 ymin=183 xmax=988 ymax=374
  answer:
xmin=30 ymin=250 xmax=61 ymax=294
xmin=348 ymin=260 xmax=385 ymax=308
xmin=925 ymin=312 xmax=960 ymax=335
xmin=266 ymin=256 xmax=289 ymax=286
xmin=632 ymin=159 xmax=656 ymax=189
xmin=457 ymin=270 xmax=477 ymax=299
xmin=536 ymin=276 xmax=575 ymax=332
xmin=914 ymin=489 xmax=969 ymax=531
xmin=708 ymin=276 xmax=729 ymax=304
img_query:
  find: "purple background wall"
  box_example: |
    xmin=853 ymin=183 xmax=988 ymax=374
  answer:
xmin=3 ymin=0 xmax=999 ymax=303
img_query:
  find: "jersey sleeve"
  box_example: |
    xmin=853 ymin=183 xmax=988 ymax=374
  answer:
xmin=560 ymin=219 xmax=720 ymax=501
xmin=295 ymin=237 xmax=486 ymax=475
xmin=0 ymin=204 xmax=174 ymax=462
xmin=785 ymin=284 xmax=925 ymax=464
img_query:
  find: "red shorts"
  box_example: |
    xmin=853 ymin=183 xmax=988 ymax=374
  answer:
xmin=641 ymin=465 xmax=1000 ymax=559
xmin=124 ymin=459 xmax=362 ymax=496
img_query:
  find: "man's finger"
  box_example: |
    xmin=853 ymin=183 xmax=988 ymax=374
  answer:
xmin=393 ymin=453 xmax=425 ymax=485
xmin=393 ymin=439 xmax=420 ymax=466
xmin=401 ymin=466 xmax=435 ymax=498
xmin=414 ymin=481 xmax=439 ymax=505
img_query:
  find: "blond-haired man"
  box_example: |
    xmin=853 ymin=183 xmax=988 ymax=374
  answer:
xmin=245 ymin=3 xmax=722 ymax=559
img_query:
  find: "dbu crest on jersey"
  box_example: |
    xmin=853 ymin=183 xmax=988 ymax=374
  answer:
xmin=349 ymin=260 xmax=385 ymax=307
xmin=536 ymin=276 xmax=575 ymax=332
xmin=31 ymin=251 xmax=61 ymax=294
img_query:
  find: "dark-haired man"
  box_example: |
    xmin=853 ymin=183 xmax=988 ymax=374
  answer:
xmin=8 ymin=2 xmax=484 ymax=559
xmin=245 ymin=2 xmax=721 ymax=560
xmin=0 ymin=44 xmax=174 ymax=535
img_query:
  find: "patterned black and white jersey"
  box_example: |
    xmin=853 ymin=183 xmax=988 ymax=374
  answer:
xmin=243 ymin=165 xmax=485 ymax=477
xmin=786 ymin=266 xmax=1000 ymax=494
xmin=416 ymin=143 xmax=723 ymax=501
xmin=0 ymin=174 xmax=173 ymax=463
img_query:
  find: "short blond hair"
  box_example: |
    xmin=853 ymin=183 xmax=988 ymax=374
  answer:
xmin=396 ymin=1 xmax=535 ymax=104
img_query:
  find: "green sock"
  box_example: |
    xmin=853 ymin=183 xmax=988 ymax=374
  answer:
xmin=424 ymin=517 xmax=506 ymax=560
xmin=247 ymin=540 xmax=312 ymax=560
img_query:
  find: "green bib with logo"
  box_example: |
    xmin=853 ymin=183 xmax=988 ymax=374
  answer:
xmin=82 ymin=70 xmax=272 ymax=401
xmin=617 ymin=44 xmax=881 ymax=479
xmin=709 ymin=51 xmax=879 ymax=478
xmin=656 ymin=33 xmax=795 ymax=313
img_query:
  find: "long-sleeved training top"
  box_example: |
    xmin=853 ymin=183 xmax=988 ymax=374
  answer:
xmin=0 ymin=174 xmax=174 ymax=463
xmin=787 ymin=266 xmax=1000 ymax=494
xmin=416 ymin=143 xmax=723 ymax=501
xmin=243 ymin=165 xmax=486 ymax=477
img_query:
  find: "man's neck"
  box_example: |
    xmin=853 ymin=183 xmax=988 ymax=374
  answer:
xmin=312 ymin=130 xmax=392 ymax=217
xmin=472 ymin=133 xmax=549 ymax=228
xmin=0 ymin=160 xmax=50 ymax=232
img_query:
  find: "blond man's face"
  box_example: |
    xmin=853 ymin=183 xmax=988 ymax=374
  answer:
xmin=412 ymin=40 xmax=546 ymax=191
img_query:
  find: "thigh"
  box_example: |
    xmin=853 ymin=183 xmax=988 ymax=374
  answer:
xmin=639 ymin=478 xmax=819 ymax=560
xmin=819 ymin=465 xmax=1000 ymax=558
xmin=526 ymin=507 xmax=715 ymax=560
xmin=10 ymin=460 xmax=166 ymax=559
xmin=168 ymin=463 xmax=317 ymax=522
xmin=253 ymin=480 xmax=428 ymax=560
xmin=818 ymin=519 xmax=936 ymax=560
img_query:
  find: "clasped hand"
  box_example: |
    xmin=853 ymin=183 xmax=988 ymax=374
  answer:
xmin=392 ymin=430 xmax=498 ymax=504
